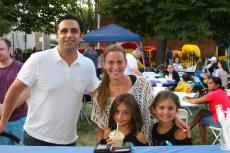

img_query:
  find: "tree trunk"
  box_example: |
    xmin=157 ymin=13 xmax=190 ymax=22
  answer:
xmin=156 ymin=39 xmax=167 ymax=66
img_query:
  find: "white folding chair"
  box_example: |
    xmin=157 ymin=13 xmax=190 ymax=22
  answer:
xmin=80 ymin=93 xmax=91 ymax=127
xmin=208 ymin=126 xmax=221 ymax=145
xmin=177 ymin=109 xmax=189 ymax=124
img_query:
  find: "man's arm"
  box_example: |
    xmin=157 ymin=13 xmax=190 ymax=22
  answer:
xmin=0 ymin=79 xmax=28 ymax=132
xmin=0 ymin=88 xmax=29 ymax=116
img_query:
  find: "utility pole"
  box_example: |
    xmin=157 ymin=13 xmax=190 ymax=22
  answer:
xmin=95 ymin=0 xmax=100 ymax=48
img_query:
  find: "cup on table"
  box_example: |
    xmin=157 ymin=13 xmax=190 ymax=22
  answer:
xmin=185 ymin=86 xmax=191 ymax=94
xmin=109 ymin=130 xmax=125 ymax=147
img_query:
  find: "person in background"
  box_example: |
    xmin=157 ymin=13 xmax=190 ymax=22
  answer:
xmin=207 ymin=56 xmax=218 ymax=75
xmin=175 ymin=74 xmax=191 ymax=92
xmin=103 ymin=93 xmax=147 ymax=146
xmin=97 ymin=53 xmax=103 ymax=79
xmin=0 ymin=15 xmax=99 ymax=146
xmin=194 ymin=62 xmax=209 ymax=90
xmin=150 ymin=91 xmax=192 ymax=146
xmin=83 ymin=43 xmax=100 ymax=79
xmin=215 ymin=60 xmax=229 ymax=86
xmin=183 ymin=77 xmax=230 ymax=144
xmin=124 ymin=47 xmax=143 ymax=76
xmin=164 ymin=64 xmax=180 ymax=83
xmin=13 ymin=48 xmax=23 ymax=62
xmin=0 ymin=38 xmax=28 ymax=145
xmin=166 ymin=47 xmax=173 ymax=65
xmin=172 ymin=57 xmax=183 ymax=72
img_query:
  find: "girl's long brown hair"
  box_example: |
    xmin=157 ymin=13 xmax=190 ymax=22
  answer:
xmin=97 ymin=44 xmax=126 ymax=114
xmin=108 ymin=93 xmax=143 ymax=135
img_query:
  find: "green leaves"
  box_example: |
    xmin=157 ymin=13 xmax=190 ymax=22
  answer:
xmin=101 ymin=0 xmax=230 ymax=46
xmin=1 ymin=0 xmax=96 ymax=34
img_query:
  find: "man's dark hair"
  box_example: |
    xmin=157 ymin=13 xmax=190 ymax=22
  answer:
xmin=0 ymin=37 xmax=11 ymax=48
xmin=55 ymin=15 xmax=84 ymax=33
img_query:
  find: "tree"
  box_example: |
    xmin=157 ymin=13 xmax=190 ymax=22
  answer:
xmin=0 ymin=0 xmax=13 ymax=36
xmin=154 ymin=0 xmax=230 ymax=46
xmin=101 ymin=0 xmax=230 ymax=65
xmin=1 ymin=0 xmax=96 ymax=34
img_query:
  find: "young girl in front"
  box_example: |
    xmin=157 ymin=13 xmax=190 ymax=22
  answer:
xmin=149 ymin=91 xmax=192 ymax=145
xmin=103 ymin=93 xmax=148 ymax=146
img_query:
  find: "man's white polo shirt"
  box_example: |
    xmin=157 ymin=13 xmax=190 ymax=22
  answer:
xmin=17 ymin=47 xmax=99 ymax=144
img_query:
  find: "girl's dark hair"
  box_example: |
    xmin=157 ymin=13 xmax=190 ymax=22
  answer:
xmin=149 ymin=91 xmax=180 ymax=110
xmin=108 ymin=93 xmax=143 ymax=135
xmin=208 ymin=76 xmax=224 ymax=90
xmin=219 ymin=60 xmax=229 ymax=73
xmin=96 ymin=44 xmax=126 ymax=114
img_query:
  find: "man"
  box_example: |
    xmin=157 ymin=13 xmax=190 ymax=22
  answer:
xmin=207 ymin=56 xmax=218 ymax=75
xmin=0 ymin=15 xmax=99 ymax=146
xmin=124 ymin=47 xmax=143 ymax=76
xmin=0 ymin=38 xmax=28 ymax=145
xmin=83 ymin=43 xmax=100 ymax=78
xmin=166 ymin=46 xmax=173 ymax=65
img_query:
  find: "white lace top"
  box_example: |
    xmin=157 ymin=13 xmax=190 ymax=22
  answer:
xmin=91 ymin=76 xmax=155 ymax=143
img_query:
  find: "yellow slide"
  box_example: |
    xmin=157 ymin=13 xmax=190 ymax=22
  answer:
xmin=182 ymin=44 xmax=201 ymax=57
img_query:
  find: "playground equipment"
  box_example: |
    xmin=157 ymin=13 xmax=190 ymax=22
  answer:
xmin=174 ymin=50 xmax=182 ymax=59
xmin=117 ymin=42 xmax=145 ymax=69
xmin=181 ymin=44 xmax=201 ymax=67
xmin=143 ymin=45 xmax=157 ymax=67
xmin=215 ymin=45 xmax=228 ymax=61
xmin=117 ymin=42 xmax=139 ymax=53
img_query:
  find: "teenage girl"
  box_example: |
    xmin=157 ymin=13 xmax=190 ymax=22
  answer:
xmin=103 ymin=93 xmax=148 ymax=146
xmin=183 ymin=76 xmax=230 ymax=144
xmin=149 ymin=91 xmax=192 ymax=145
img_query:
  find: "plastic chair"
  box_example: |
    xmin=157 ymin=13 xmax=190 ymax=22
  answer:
xmin=0 ymin=131 xmax=21 ymax=145
xmin=177 ymin=109 xmax=189 ymax=124
xmin=208 ymin=126 xmax=221 ymax=145
xmin=80 ymin=93 xmax=91 ymax=127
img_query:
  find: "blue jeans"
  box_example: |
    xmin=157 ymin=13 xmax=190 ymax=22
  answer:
xmin=201 ymin=110 xmax=221 ymax=128
xmin=23 ymin=131 xmax=76 ymax=146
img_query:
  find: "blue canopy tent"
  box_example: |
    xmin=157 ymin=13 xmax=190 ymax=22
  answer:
xmin=83 ymin=23 xmax=141 ymax=42
xmin=82 ymin=23 xmax=146 ymax=69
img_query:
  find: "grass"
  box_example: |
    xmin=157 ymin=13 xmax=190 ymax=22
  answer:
xmin=76 ymin=102 xmax=97 ymax=146
xmin=76 ymin=102 xmax=217 ymax=146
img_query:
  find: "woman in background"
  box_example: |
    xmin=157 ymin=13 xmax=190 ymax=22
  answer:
xmin=183 ymin=77 xmax=230 ymax=144
xmin=215 ymin=60 xmax=229 ymax=86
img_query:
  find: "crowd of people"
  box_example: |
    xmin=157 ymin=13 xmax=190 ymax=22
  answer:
xmin=0 ymin=14 xmax=230 ymax=147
